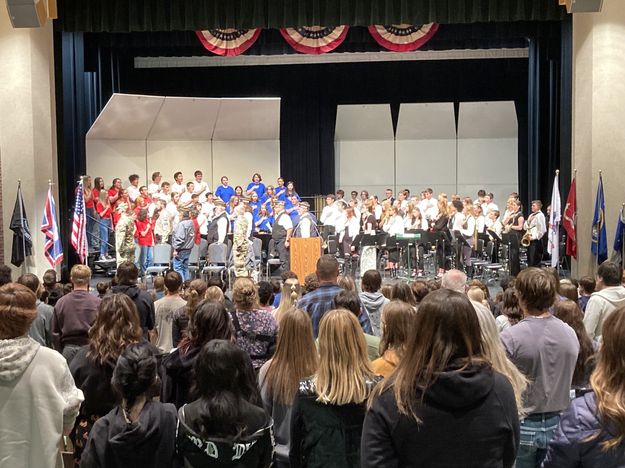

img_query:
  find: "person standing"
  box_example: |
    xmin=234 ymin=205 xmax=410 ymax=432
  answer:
xmin=114 ymin=203 xmax=136 ymax=266
xmin=214 ymin=175 xmax=235 ymax=204
xmin=192 ymin=170 xmax=209 ymax=198
xmin=293 ymin=201 xmax=318 ymax=238
xmin=52 ymin=264 xmax=101 ymax=362
xmin=583 ymin=260 xmax=625 ymax=342
xmin=95 ymin=190 xmax=113 ymax=260
xmin=135 ymin=208 xmax=155 ymax=276
xmin=17 ymin=273 xmax=54 ymax=347
xmin=170 ymin=171 xmax=185 ymax=195
xmin=524 ymin=200 xmax=547 ymax=267
xmin=271 ymin=200 xmax=293 ymax=273
xmin=500 ymin=267 xmax=579 ymax=468
xmin=206 ymin=199 xmax=229 ymax=244
xmin=171 ymin=209 xmax=196 ymax=281
xmin=153 ymin=271 xmax=186 ymax=353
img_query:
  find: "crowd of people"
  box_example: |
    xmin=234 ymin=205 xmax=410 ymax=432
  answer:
xmin=2 ymin=254 xmax=625 ymax=467
xmin=82 ymin=170 xmax=550 ymax=281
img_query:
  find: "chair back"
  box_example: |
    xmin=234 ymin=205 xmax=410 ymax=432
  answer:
xmin=208 ymin=242 xmax=228 ymax=265
xmin=252 ymin=237 xmax=262 ymax=260
xmin=152 ymin=244 xmax=172 ymax=265
xmin=188 ymin=243 xmax=200 ymax=265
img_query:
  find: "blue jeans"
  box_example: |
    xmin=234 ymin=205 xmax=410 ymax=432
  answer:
xmin=173 ymin=249 xmax=191 ymax=281
xmin=516 ymin=413 xmax=560 ymax=468
xmin=99 ymin=218 xmax=111 ymax=257
xmin=139 ymin=246 xmax=153 ymax=275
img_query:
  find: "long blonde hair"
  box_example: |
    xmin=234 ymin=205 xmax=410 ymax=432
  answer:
xmin=262 ymin=308 xmax=318 ymax=405
xmin=590 ymin=306 xmax=625 ymax=450
xmin=472 ymin=303 xmax=527 ymax=416
xmin=273 ymin=278 xmax=300 ymax=324
xmin=315 ymin=309 xmax=375 ymax=405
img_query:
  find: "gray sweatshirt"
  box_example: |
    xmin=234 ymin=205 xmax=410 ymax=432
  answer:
xmin=583 ymin=285 xmax=625 ymax=342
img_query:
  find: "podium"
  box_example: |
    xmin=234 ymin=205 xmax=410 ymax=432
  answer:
xmin=291 ymin=237 xmax=322 ymax=284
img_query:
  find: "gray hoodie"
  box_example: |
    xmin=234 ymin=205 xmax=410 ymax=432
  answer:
xmin=583 ymin=285 xmax=625 ymax=342
xmin=359 ymin=292 xmax=389 ymax=336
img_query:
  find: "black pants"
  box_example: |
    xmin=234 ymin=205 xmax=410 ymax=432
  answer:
xmin=271 ymin=238 xmax=289 ymax=270
xmin=509 ymin=235 xmax=521 ymax=276
xmin=528 ymin=239 xmax=544 ymax=267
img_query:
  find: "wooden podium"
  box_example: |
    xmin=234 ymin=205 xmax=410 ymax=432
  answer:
xmin=290 ymin=237 xmax=322 ymax=284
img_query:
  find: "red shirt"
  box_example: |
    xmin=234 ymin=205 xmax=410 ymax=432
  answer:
xmin=135 ymin=219 xmax=155 ymax=247
xmin=84 ymin=188 xmax=94 ymax=209
xmin=96 ymin=202 xmax=112 ymax=219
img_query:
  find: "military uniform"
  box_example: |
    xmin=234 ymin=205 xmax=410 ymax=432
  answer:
xmin=233 ymin=212 xmax=250 ymax=277
xmin=115 ymin=212 xmax=136 ymax=266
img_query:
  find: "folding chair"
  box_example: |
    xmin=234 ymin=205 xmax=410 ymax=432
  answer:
xmin=144 ymin=243 xmax=172 ymax=283
xmin=202 ymin=242 xmax=228 ymax=281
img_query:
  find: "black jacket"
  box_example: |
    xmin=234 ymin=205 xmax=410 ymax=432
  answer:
xmin=112 ymin=285 xmax=155 ymax=336
xmin=361 ymin=363 xmax=520 ymax=468
xmin=160 ymin=346 xmax=200 ymax=409
xmin=80 ymin=401 xmax=178 ymax=468
xmin=290 ymin=377 xmax=380 ymax=468
xmin=177 ymin=399 xmax=273 ymax=468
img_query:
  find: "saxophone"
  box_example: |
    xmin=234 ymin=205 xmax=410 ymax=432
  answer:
xmin=521 ymin=212 xmax=536 ymax=247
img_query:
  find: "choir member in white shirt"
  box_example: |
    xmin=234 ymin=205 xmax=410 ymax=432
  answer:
xmin=127 ymin=174 xmax=141 ymax=202
xmin=382 ymin=205 xmax=405 ymax=269
xmin=179 ymin=182 xmax=196 ymax=207
xmin=525 ymin=200 xmax=547 ymax=267
xmin=459 ymin=203 xmax=477 ymax=272
xmin=372 ymin=196 xmax=383 ymax=221
xmin=474 ymin=203 xmax=486 ymax=234
xmin=404 ymin=206 xmax=423 ymax=231
xmin=147 ymin=172 xmax=162 ymax=196
xmin=486 ymin=209 xmax=503 ymax=263
xmin=192 ymin=170 xmax=209 ymax=198
xmin=170 ymin=171 xmax=185 ymax=194
xmin=338 ymin=206 xmax=360 ymax=258
xmin=166 ymin=192 xmax=181 ymax=229
xmin=320 ymin=194 xmax=338 ymax=227
xmin=480 ymin=192 xmax=499 ymax=220
xmin=201 ymin=192 xmax=215 ymax=222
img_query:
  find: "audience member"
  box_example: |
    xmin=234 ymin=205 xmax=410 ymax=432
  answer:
xmin=80 ymin=343 xmax=177 ymax=468
xmin=467 ymin=286 xmax=489 ymax=309
xmin=410 ymin=279 xmax=430 ymax=305
xmin=583 ymin=261 xmax=625 ymax=342
xmin=371 ymin=300 xmax=417 ymax=378
xmin=172 ymin=279 xmax=208 ymax=347
xmin=152 ymin=275 xmax=165 ymax=300
xmin=338 ymin=274 xmax=358 ymax=292
xmin=273 ymin=277 xmax=301 ymax=325
xmin=206 ymin=276 xmax=235 ymax=312
xmin=95 ymin=280 xmax=110 ymax=299
xmin=362 ymin=289 xmax=520 ymax=467
xmin=297 ymin=255 xmax=343 ymax=337
xmin=231 ymin=277 xmax=278 ymax=371
xmin=359 ymin=269 xmax=389 ymax=336
xmin=495 ymin=288 xmax=522 ymax=332
xmin=205 ymin=285 xmax=225 ymax=304
xmin=290 ymin=309 xmax=379 ymax=468
xmin=0 ymin=264 xmax=12 ymax=286
xmin=271 ymin=270 xmax=298 ymax=308
xmin=257 ymin=281 xmax=275 ymax=312
xmin=334 ymin=289 xmax=380 ymax=360
xmin=0 ymin=283 xmax=83 ymax=468
xmin=52 ymin=264 xmax=101 ymax=362
xmin=542 ymin=306 xmax=625 ymax=467
xmin=153 ymin=271 xmax=186 ymax=353
xmin=500 ymin=267 xmax=579 ymax=468
xmin=577 ymin=275 xmax=596 ymax=312
xmin=42 ymin=268 xmax=64 ymax=306
xmin=553 ymin=300 xmax=596 ymax=392
xmin=390 ymin=282 xmax=417 ymax=307
xmin=559 ymin=280 xmax=579 ymax=303
xmin=260 ymin=308 xmax=318 ymax=468
xmin=303 ymin=272 xmax=319 ymax=295
xmin=69 ymin=294 xmax=146 ymax=464
xmin=112 ymin=261 xmax=155 ymax=339
xmin=380 ymin=283 xmax=393 ymax=300
xmin=161 ymin=301 xmax=233 ymax=408
xmin=441 ymin=269 xmax=467 ymax=293
xmin=16 ymin=273 xmax=53 ymax=347
xmin=177 ymin=340 xmax=273 ymax=467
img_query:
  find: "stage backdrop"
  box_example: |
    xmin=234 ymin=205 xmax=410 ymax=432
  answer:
xmin=335 ymin=101 xmax=518 ymax=203
xmin=86 ymin=94 xmax=280 ymax=191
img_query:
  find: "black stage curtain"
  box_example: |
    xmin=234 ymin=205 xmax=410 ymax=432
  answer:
xmin=56 ymin=0 xmax=566 ymax=33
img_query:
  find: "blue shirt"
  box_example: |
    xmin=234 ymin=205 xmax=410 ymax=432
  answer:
xmin=275 ymin=186 xmax=286 ymax=200
xmin=256 ymin=216 xmax=273 ymax=232
xmin=297 ymin=283 xmax=371 ymax=337
xmin=246 ymin=182 xmax=266 ymax=198
xmin=215 ymin=185 xmax=235 ymax=203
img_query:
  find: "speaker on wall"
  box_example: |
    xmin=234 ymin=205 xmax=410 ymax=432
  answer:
xmin=563 ymin=0 xmax=603 ymax=13
xmin=5 ymin=0 xmax=47 ymax=28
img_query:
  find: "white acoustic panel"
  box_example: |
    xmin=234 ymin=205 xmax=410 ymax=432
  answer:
xmin=86 ymin=94 xmax=164 ymax=140
xmin=86 ymin=140 xmax=147 ymax=186
xmin=335 ymin=104 xmax=394 ymax=141
xmin=395 ymin=139 xmax=457 ymax=196
xmin=458 ymin=101 xmax=518 ymax=139
xmin=334 ymin=140 xmax=394 ymax=198
xmin=396 ymin=103 xmax=456 ymax=140
xmin=148 ymin=98 xmax=220 ymax=140
xmin=213 ymin=99 xmax=280 ymax=141
xmin=212 ymin=140 xmax=280 ymax=192
xmin=146 ymin=140 xmax=213 ymax=190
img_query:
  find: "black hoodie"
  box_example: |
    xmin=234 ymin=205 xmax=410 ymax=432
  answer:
xmin=361 ymin=363 xmax=520 ymax=468
xmin=161 ymin=346 xmax=200 ymax=409
xmin=112 ymin=284 xmax=155 ymax=336
xmin=80 ymin=400 xmax=178 ymax=468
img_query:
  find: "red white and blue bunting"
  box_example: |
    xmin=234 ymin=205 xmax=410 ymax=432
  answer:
xmin=196 ymin=28 xmax=261 ymax=56
xmin=279 ymin=25 xmax=349 ymax=55
xmin=368 ymin=23 xmax=439 ymax=52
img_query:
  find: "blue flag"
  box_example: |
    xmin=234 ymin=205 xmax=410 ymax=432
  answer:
xmin=591 ymin=174 xmax=608 ymax=264
xmin=614 ymin=207 xmax=625 ymax=256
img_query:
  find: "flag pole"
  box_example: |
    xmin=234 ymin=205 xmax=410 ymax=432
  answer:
xmin=17 ymin=179 xmax=26 ymax=273
xmin=555 ymin=170 xmax=560 ymax=274
xmin=622 ymin=203 xmax=625 ymax=271
xmin=598 ymin=170 xmax=602 ymax=271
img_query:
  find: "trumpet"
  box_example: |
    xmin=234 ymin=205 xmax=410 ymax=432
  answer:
xmin=521 ymin=232 xmax=532 ymax=247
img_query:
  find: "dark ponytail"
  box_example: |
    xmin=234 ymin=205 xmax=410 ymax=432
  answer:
xmin=112 ymin=342 xmax=157 ymax=408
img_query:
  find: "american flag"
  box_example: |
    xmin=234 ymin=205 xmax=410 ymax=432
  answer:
xmin=41 ymin=186 xmax=64 ymax=267
xmin=71 ymin=180 xmax=88 ymax=263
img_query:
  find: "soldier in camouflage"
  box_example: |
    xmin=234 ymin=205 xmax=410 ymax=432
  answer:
xmin=115 ymin=203 xmax=136 ymax=266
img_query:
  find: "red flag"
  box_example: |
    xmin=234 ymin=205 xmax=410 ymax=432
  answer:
xmin=563 ymin=177 xmax=577 ymax=259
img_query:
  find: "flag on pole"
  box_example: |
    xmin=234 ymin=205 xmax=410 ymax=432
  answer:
xmin=591 ymin=173 xmax=608 ymax=265
xmin=41 ymin=186 xmax=63 ymax=267
xmin=548 ymin=172 xmax=561 ymax=268
xmin=10 ymin=182 xmax=32 ymax=267
xmin=563 ymin=177 xmax=577 ymax=259
xmin=613 ymin=205 xmax=625 ymax=262
xmin=71 ymin=180 xmax=88 ymax=263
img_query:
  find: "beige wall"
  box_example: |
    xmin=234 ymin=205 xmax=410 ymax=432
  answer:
xmin=0 ymin=9 xmax=57 ymax=277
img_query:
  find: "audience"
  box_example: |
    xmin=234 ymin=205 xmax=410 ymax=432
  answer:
xmin=231 ymin=277 xmax=278 ymax=372
xmin=334 ymin=289 xmax=380 ymax=360
xmin=112 ymin=262 xmax=155 ymax=339
xmin=153 ymin=271 xmax=186 ymax=353
xmin=257 ymin=280 xmax=275 ymax=312
xmin=500 ymin=267 xmax=579 ymax=468
xmin=17 ymin=273 xmax=54 ymax=347
xmin=583 ymin=261 xmax=625 ymax=343
xmin=95 ymin=280 xmax=110 ymax=298
xmin=259 ymin=308 xmax=318 ymax=468
xmin=543 ymin=306 xmax=625 ymax=467
xmin=52 ymin=264 xmax=101 ymax=362
xmin=495 ymin=288 xmax=522 ymax=332
xmin=410 ymin=279 xmax=430 ymax=305
xmin=273 ymin=277 xmax=301 ymax=324
xmin=362 ymin=289 xmax=520 ymax=467
xmin=359 ymin=269 xmax=389 ymax=336
xmin=177 ymin=340 xmax=273 ymax=467
xmin=0 ymin=283 xmax=83 ymax=468
xmin=172 ymin=278 xmax=207 ymax=347
xmin=390 ymin=282 xmax=417 ymax=307
xmin=303 ymin=272 xmax=319 ymax=295
xmin=42 ymin=268 xmax=64 ymax=306
xmin=80 ymin=343 xmax=177 ymax=468
xmin=205 ymin=284 xmax=225 ymax=303
xmin=371 ymin=300 xmax=417 ymax=378
xmin=271 ymin=270 xmax=298 ymax=308
xmin=0 ymin=264 xmax=12 ymax=287
xmin=290 ymin=309 xmax=379 ymax=468
xmin=577 ymin=275 xmax=595 ymax=312
xmin=559 ymin=279 xmax=579 ymax=303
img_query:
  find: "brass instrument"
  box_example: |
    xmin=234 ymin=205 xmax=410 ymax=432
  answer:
xmin=521 ymin=232 xmax=532 ymax=247
xmin=522 ymin=212 xmax=537 ymax=247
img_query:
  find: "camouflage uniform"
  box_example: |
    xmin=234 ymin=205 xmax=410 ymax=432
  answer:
xmin=232 ymin=212 xmax=250 ymax=277
xmin=115 ymin=212 xmax=136 ymax=266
